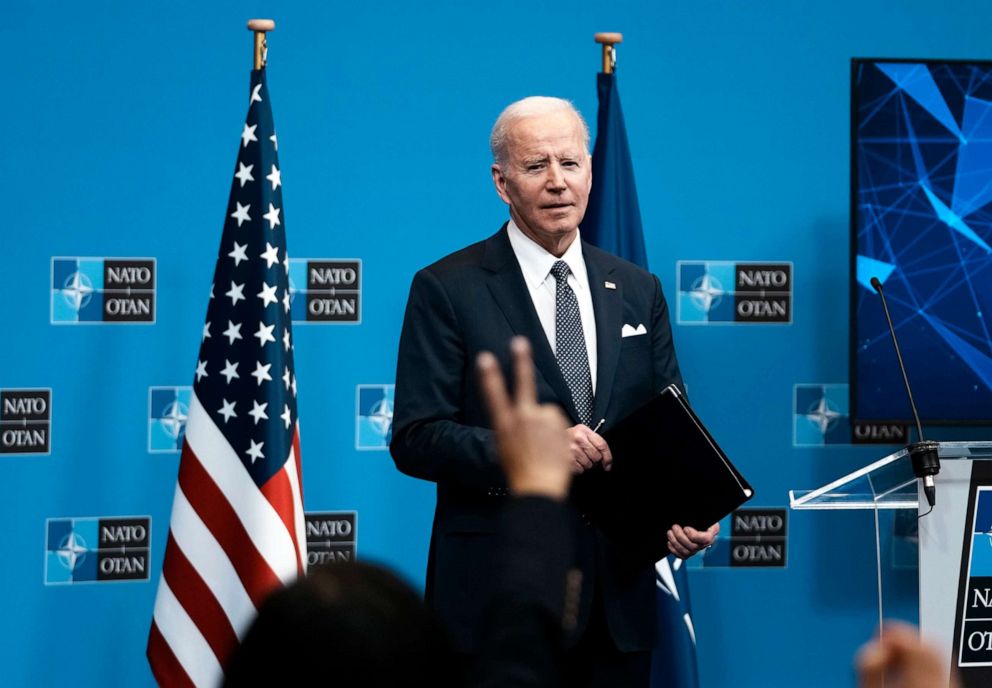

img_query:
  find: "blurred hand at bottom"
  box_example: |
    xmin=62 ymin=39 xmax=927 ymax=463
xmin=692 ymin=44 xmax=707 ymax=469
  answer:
xmin=477 ymin=337 xmax=572 ymax=500
xmin=857 ymin=622 xmax=960 ymax=688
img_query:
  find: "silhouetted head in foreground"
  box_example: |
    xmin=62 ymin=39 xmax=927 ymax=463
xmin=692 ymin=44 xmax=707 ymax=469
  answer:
xmin=224 ymin=561 xmax=460 ymax=687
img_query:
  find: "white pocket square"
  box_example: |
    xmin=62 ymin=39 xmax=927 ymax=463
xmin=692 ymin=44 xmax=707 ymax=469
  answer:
xmin=621 ymin=323 xmax=647 ymax=338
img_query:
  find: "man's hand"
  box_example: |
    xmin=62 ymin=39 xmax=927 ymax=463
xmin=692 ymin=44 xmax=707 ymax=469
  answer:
xmin=667 ymin=523 xmax=720 ymax=559
xmin=567 ymin=425 xmax=613 ymax=473
xmin=856 ymin=622 xmax=960 ymax=688
xmin=477 ymin=337 xmax=572 ymax=500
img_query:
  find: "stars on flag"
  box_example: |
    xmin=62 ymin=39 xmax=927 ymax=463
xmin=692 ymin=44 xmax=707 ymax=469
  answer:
xmin=260 ymin=242 xmax=280 ymax=268
xmin=263 ymin=203 xmax=281 ymax=229
xmin=220 ymin=359 xmax=240 ymax=383
xmin=245 ymin=439 xmax=264 ymax=463
xmin=241 ymin=123 xmax=258 ymax=148
xmin=218 ymin=399 xmax=237 ymax=423
xmin=266 ymin=165 xmax=281 ymax=191
xmin=248 ymin=400 xmax=268 ymax=425
xmin=254 ymin=321 xmax=276 ymax=346
xmin=191 ymin=76 xmax=298 ymax=481
xmin=225 ymin=281 xmax=246 ymax=306
xmin=251 ymin=361 xmax=272 ymax=386
xmin=229 ymin=242 xmax=249 ymax=266
xmin=223 ymin=320 xmax=243 ymax=344
xmin=235 ymin=163 xmax=255 ymax=187
xmin=231 ymin=202 xmax=251 ymax=227
xmin=257 ymin=282 xmax=278 ymax=308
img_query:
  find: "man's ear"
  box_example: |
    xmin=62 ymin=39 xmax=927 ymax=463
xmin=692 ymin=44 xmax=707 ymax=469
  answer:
xmin=492 ymin=164 xmax=511 ymax=205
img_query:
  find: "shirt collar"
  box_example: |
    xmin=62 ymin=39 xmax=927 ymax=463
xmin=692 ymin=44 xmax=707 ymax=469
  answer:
xmin=506 ymin=219 xmax=589 ymax=291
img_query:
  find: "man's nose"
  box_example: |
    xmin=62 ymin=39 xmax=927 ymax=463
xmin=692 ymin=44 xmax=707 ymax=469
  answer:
xmin=545 ymin=163 xmax=566 ymax=190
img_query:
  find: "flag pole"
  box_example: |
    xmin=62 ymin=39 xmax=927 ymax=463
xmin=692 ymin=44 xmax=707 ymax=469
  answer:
xmin=594 ymin=32 xmax=622 ymax=74
xmin=247 ymin=18 xmax=275 ymax=69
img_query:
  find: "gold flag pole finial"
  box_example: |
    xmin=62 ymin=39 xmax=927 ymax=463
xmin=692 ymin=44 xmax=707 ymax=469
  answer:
xmin=247 ymin=19 xmax=275 ymax=70
xmin=594 ymin=32 xmax=623 ymax=74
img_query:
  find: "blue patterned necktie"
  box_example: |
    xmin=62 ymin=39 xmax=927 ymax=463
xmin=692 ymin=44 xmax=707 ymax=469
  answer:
xmin=550 ymin=260 xmax=594 ymax=426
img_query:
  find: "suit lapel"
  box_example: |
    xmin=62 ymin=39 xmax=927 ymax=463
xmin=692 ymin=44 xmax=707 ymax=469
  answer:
xmin=482 ymin=227 xmax=582 ymax=424
xmin=584 ymin=245 xmax=621 ymax=425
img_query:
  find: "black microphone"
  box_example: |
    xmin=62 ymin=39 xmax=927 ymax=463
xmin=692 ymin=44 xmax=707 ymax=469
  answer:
xmin=869 ymin=276 xmax=940 ymax=508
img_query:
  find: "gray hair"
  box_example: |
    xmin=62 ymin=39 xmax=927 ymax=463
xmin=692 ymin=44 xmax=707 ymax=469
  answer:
xmin=489 ymin=96 xmax=590 ymax=170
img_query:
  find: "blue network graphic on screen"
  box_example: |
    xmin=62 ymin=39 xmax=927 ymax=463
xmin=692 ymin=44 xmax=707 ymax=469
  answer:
xmin=853 ymin=60 xmax=992 ymax=423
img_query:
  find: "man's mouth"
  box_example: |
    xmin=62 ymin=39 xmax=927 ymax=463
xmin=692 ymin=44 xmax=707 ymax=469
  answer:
xmin=542 ymin=203 xmax=572 ymax=209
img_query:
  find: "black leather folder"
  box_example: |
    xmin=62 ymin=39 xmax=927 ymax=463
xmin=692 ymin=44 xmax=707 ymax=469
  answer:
xmin=572 ymin=384 xmax=754 ymax=564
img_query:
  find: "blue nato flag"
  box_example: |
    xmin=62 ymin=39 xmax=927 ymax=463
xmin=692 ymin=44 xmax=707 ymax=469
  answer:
xmin=583 ymin=72 xmax=648 ymax=269
xmin=583 ymin=70 xmax=701 ymax=688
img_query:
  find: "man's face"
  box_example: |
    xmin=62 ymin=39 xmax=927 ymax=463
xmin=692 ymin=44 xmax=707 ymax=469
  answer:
xmin=492 ymin=110 xmax=592 ymax=254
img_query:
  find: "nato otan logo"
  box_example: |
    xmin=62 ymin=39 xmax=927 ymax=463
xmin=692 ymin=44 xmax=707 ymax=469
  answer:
xmin=1 ymin=389 xmax=51 ymax=455
xmin=793 ymin=383 xmax=907 ymax=447
xmin=45 ymin=517 xmax=151 ymax=585
xmin=51 ymin=257 xmax=156 ymax=323
xmin=305 ymin=511 xmax=357 ymax=565
xmin=148 ymin=387 xmax=191 ymax=453
xmin=677 ymin=261 xmax=792 ymax=324
xmin=356 ymin=385 xmax=393 ymax=450
xmin=287 ymin=259 xmax=361 ymax=323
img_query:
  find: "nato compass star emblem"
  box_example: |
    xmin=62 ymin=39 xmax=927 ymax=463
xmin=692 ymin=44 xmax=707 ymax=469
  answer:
xmin=678 ymin=262 xmax=739 ymax=323
xmin=689 ymin=273 xmax=724 ymax=313
xmin=356 ymin=385 xmax=395 ymax=450
xmin=56 ymin=532 xmax=88 ymax=571
xmin=793 ymin=384 xmax=850 ymax=446
xmin=47 ymin=518 xmax=98 ymax=583
xmin=159 ymin=400 xmax=188 ymax=440
xmin=367 ymin=397 xmax=393 ymax=436
xmin=805 ymin=396 xmax=842 ymax=434
xmin=149 ymin=387 xmax=193 ymax=452
xmin=62 ymin=271 xmax=94 ymax=311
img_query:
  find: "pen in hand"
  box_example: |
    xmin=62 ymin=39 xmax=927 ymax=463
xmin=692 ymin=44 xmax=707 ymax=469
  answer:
xmin=592 ymin=418 xmax=605 ymax=433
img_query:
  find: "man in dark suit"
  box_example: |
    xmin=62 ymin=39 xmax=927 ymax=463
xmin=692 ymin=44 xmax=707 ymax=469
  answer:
xmin=391 ymin=96 xmax=718 ymax=686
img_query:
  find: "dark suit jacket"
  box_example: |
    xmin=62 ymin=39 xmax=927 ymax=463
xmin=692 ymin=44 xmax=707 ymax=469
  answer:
xmin=390 ymin=225 xmax=684 ymax=654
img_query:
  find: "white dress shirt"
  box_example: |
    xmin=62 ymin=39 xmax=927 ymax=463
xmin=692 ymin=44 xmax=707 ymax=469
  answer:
xmin=506 ymin=219 xmax=598 ymax=393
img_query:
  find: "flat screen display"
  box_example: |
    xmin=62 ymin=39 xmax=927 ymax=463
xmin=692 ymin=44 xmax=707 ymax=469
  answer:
xmin=852 ymin=59 xmax=992 ymax=424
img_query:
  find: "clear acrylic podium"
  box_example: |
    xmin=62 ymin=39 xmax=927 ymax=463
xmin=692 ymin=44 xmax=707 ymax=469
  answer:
xmin=791 ymin=442 xmax=992 ymax=511
xmin=790 ymin=441 xmax=992 ymax=680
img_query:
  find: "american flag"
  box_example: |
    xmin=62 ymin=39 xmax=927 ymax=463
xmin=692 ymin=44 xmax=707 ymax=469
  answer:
xmin=147 ymin=68 xmax=306 ymax=687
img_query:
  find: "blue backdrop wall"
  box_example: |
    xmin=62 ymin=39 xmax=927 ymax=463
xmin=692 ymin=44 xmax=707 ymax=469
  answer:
xmin=4 ymin=1 xmax=992 ymax=686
